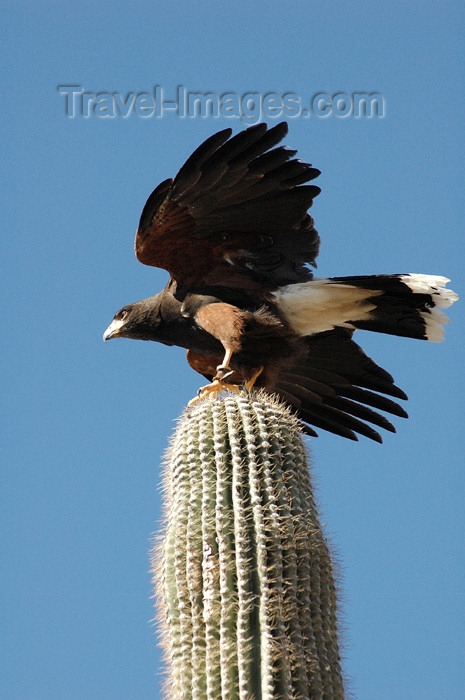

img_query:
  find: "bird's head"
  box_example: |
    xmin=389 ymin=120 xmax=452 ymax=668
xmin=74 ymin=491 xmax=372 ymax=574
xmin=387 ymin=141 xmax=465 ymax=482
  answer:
xmin=103 ymin=296 xmax=163 ymax=342
xmin=103 ymin=287 xmax=227 ymax=355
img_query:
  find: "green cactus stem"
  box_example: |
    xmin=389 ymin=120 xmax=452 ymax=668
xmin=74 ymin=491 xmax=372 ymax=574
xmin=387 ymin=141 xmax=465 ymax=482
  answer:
xmin=153 ymin=391 xmax=344 ymax=699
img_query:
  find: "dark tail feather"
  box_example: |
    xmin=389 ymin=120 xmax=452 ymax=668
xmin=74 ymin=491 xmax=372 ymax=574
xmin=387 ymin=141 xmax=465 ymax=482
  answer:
xmin=331 ymin=274 xmax=458 ymax=341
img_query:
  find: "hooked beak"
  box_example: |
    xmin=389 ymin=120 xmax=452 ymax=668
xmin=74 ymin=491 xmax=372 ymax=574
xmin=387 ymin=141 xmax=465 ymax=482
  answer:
xmin=103 ymin=318 xmax=125 ymax=342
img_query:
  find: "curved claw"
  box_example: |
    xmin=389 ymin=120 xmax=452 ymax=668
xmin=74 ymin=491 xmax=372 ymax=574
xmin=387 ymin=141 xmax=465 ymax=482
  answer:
xmin=188 ymin=379 xmax=243 ymax=407
xmin=188 ymin=367 xmax=264 ymax=408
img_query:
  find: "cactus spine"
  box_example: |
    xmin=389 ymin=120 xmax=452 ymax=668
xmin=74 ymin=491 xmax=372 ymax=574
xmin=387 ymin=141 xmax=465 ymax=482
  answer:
xmin=153 ymin=391 xmax=344 ymax=699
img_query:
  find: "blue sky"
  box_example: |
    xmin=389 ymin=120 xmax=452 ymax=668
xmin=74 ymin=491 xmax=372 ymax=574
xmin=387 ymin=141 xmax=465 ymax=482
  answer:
xmin=2 ymin=1 xmax=464 ymax=698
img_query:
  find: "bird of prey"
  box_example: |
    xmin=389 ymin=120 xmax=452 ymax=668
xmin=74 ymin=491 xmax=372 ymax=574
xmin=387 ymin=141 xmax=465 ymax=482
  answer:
xmin=103 ymin=122 xmax=457 ymax=442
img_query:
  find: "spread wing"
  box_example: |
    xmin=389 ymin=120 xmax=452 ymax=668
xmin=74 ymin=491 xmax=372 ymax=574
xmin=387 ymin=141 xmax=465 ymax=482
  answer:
xmin=274 ymin=328 xmax=408 ymax=442
xmin=187 ymin=328 xmax=408 ymax=443
xmin=135 ymin=121 xmax=320 ymax=290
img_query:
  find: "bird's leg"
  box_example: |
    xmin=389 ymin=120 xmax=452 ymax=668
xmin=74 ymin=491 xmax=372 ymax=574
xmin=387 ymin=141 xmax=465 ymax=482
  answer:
xmin=188 ymin=361 xmax=264 ymax=408
xmin=188 ymin=379 xmax=244 ymax=407
xmin=188 ymin=348 xmax=244 ymax=407
xmin=244 ymin=366 xmax=264 ymax=392
xmin=214 ymin=348 xmax=234 ymax=380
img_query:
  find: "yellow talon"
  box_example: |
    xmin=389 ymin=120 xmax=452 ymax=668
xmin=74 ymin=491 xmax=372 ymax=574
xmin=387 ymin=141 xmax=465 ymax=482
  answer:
xmin=188 ymin=379 xmax=243 ymax=407
xmin=188 ymin=366 xmax=264 ymax=408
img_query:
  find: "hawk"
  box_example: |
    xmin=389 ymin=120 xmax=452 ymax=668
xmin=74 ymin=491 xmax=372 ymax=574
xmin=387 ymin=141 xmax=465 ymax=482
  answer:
xmin=103 ymin=122 xmax=457 ymax=442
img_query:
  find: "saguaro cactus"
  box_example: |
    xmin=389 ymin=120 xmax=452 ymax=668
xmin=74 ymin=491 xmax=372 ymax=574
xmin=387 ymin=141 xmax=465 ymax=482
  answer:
xmin=153 ymin=391 xmax=344 ymax=699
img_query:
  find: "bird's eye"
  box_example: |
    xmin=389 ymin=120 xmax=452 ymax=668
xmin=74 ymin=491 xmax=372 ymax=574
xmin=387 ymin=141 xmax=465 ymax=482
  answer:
xmin=120 ymin=310 xmax=128 ymax=320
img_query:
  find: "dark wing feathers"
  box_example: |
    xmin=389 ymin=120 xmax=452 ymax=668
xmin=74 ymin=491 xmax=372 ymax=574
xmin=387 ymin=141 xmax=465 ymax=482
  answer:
xmin=133 ymin=124 xmax=413 ymax=443
xmin=323 ymin=396 xmax=397 ymax=433
xmin=273 ymin=328 xmax=408 ymax=442
xmin=337 ymin=386 xmax=408 ymax=418
xmin=135 ymin=121 xmax=320 ymax=287
xmin=248 ymin=146 xmax=298 ymax=174
xmin=217 ymin=121 xmax=288 ymax=168
xmin=293 ymin=329 xmax=408 ymax=400
xmin=300 ymin=405 xmax=386 ymax=443
xmin=186 ymin=326 xmax=408 ymax=442
xmin=137 ymin=178 xmax=173 ymax=235
xmin=170 ymin=127 xmax=233 ymax=198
